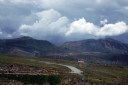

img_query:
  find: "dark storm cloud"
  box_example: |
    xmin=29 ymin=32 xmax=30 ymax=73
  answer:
xmin=0 ymin=0 xmax=41 ymax=36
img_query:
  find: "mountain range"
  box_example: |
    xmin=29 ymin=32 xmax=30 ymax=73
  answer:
xmin=59 ymin=38 xmax=128 ymax=53
xmin=0 ymin=36 xmax=63 ymax=56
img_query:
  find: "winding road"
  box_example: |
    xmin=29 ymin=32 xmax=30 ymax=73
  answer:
xmin=43 ymin=62 xmax=82 ymax=74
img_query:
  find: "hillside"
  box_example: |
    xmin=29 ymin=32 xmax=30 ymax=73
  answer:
xmin=0 ymin=36 xmax=63 ymax=56
xmin=59 ymin=38 xmax=128 ymax=53
xmin=1 ymin=36 xmax=128 ymax=58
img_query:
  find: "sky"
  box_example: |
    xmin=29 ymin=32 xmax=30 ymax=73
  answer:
xmin=0 ymin=0 xmax=128 ymax=43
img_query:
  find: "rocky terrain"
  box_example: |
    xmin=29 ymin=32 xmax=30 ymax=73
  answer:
xmin=0 ymin=55 xmax=128 ymax=85
xmin=0 ymin=36 xmax=64 ymax=56
xmin=59 ymin=38 xmax=128 ymax=53
xmin=1 ymin=36 xmax=128 ymax=56
xmin=0 ymin=64 xmax=60 ymax=75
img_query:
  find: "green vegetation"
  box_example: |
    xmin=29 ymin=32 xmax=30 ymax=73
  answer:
xmin=0 ymin=54 xmax=84 ymax=84
xmin=0 ymin=54 xmax=73 ymax=72
xmin=0 ymin=54 xmax=82 ymax=85
xmin=48 ymin=75 xmax=61 ymax=85
xmin=0 ymin=74 xmax=61 ymax=85
xmin=1 ymin=54 xmax=128 ymax=85
xmin=84 ymin=64 xmax=128 ymax=84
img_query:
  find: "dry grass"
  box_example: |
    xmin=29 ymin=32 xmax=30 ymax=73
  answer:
xmin=84 ymin=64 xmax=128 ymax=84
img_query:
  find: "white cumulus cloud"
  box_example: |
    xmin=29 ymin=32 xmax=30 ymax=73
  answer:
xmin=18 ymin=9 xmax=69 ymax=40
xmin=97 ymin=21 xmax=128 ymax=36
xmin=66 ymin=18 xmax=98 ymax=36
xmin=18 ymin=12 xmax=128 ymax=42
xmin=66 ymin=18 xmax=128 ymax=39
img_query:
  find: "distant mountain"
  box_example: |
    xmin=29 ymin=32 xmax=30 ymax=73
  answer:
xmin=0 ymin=36 xmax=63 ymax=56
xmin=59 ymin=38 xmax=128 ymax=53
xmin=0 ymin=36 xmax=128 ymax=57
xmin=111 ymin=33 xmax=128 ymax=44
xmin=0 ymin=37 xmax=128 ymax=65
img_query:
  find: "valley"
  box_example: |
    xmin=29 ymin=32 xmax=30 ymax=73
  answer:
xmin=1 ymin=0 xmax=128 ymax=85
xmin=0 ymin=37 xmax=128 ymax=85
xmin=0 ymin=54 xmax=128 ymax=85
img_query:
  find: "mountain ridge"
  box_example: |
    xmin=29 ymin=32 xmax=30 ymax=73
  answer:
xmin=59 ymin=38 xmax=128 ymax=53
xmin=0 ymin=36 xmax=128 ymax=56
xmin=0 ymin=36 xmax=63 ymax=56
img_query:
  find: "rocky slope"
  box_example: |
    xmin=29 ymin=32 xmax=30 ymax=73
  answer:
xmin=59 ymin=38 xmax=128 ymax=53
xmin=0 ymin=36 xmax=63 ymax=56
xmin=1 ymin=37 xmax=128 ymax=56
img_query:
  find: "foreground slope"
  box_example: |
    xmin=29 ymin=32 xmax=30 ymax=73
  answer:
xmin=0 ymin=54 xmax=128 ymax=85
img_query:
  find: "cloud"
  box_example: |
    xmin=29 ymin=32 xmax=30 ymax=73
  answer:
xmin=116 ymin=6 xmax=128 ymax=16
xmin=97 ymin=21 xmax=128 ymax=36
xmin=0 ymin=28 xmax=2 ymax=35
xmin=66 ymin=18 xmax=98 ymax=36
xmin=100 ymin=19 xmax=108 ymax=25
xmin=66 ymin=18 xmax=128 ymax=39
xmin=18 ymin=9 xmax=69 ymax=41
xmin=0 ymin=0 xmax=4 ymax=2
xmin=85 ymin=8 xmax=94 ymax=11
xmin=0 ymin=0 xmax=128 ymax=43
xmin=96 ymin=0 xmax=102 ymax=4
xmin=18 ymin=10 xmax=128 ymax=42
xmin=0 ymin=31 xmax=2 ymax=35
xmin=124 ymin=6 xmax=128 ymax=10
